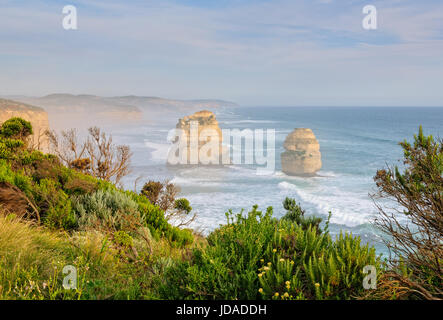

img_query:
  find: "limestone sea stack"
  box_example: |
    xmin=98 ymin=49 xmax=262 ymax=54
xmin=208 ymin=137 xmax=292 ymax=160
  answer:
xmin=169 ymin=110 xmax=228 ymax=165
xmin=0 ymin=98 xmax=50 ymax=151
xmin=281 ymin=128 xmax=322 ymax=176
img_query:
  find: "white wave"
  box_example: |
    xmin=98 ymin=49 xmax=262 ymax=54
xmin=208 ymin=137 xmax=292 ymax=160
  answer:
xmin=316 ymin=170 xmax=338 ymax=177
xmin=171 ymin=176 xmax=222 ymax=188
xmin=278 ymin=181 xmax=376 ymax=227
xmin=275 ymin=170 xmax=338 ymax=179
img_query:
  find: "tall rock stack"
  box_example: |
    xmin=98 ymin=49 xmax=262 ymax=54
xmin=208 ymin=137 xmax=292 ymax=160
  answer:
xmin=170 ymin=110 xmax=228 ymax=165
xmin=281 ymin=128 xmax=322 ymax=176
xmin=0 ymin=99 xmax=50 ymax=151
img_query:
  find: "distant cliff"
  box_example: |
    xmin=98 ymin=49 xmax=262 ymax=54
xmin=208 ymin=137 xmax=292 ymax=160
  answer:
xmin=112 ymin=96 xmax=237 ymax=112
xmin=6 ymin=94 xmax=238 ymax=128
xmin=0 ymin=99 xmax=50 ymax=151
xmin=14 ymin=94 xmax=142 ymax=120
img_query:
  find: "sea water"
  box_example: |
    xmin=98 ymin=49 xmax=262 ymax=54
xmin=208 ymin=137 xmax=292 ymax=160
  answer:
xmin=110 ymin=106 xmax=443 ymax=256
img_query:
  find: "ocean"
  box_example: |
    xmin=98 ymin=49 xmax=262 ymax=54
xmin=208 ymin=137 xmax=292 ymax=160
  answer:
xmin=110 ymin=106 xmax=443 ymax=256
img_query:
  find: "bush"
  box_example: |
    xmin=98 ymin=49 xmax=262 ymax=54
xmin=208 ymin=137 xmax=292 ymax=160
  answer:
xmin=0 ymin=138 xmax=24 ymax=160
xmin=302 ymin=232 xmax=379 ymax=299
xmin=33 ymin=179 xmax=77 ymax=230
xmin=140 ymin=181 xmax=163 ymax=205
xmin=127 ymin=191 xmax=193 ymax=246
xmin=281 ymin=197 xmax=323 ymax=231
xmin=174 ymin=198 xmax=192 ymax=214
xmin=0 ymin=117 xmax=33 ymax=140
xmin=63 ymin=176 xmax=98 ymax=196
xmin=139 ymin=180 xmax=196 ymax=228
xmin=126 ymin=192 xmax=169 ymax=237
xmin=373 ymin=126 xmax=442 ymax=299
xmin=113 ymin=230 xmax=134 ymax=248
xmin=0 ymin=160 xmax=33 ymax=194
xmin=168 ymin=227 xmax=194 ymax=247
xmin=47 ymin=127 xmax=132 ymax=185
xmin=157 ymin=204 xmax=381 ymax=300
xmin=72 ymin=189 xmax=143 ymax=233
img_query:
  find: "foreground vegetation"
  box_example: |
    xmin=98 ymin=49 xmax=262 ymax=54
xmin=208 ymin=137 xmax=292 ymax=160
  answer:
xmin=0 ymin=118 xmax=441 ymax=300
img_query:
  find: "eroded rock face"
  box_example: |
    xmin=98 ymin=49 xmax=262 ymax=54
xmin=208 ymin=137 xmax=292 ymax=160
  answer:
xmin=177 ymin=110 xmax=222 ymax=138
xmin=0 ymin=99 xmax=50 ymax=151
xmin=170 ymin=110 xmax=227 ymax=165
xmin=281 ymin=128 xmax=321 ymax=176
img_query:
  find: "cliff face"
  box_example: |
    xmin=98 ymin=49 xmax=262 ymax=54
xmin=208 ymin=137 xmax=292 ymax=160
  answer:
xmin=171 ymin=110 xmax=227 ymax=165
xmin=177 ymin=110 xmax=222 ymax=140
xmin=0 ymin=99 xmax=50 ymax=151
xmin=281 ymin=128 xmax=322 ymax=176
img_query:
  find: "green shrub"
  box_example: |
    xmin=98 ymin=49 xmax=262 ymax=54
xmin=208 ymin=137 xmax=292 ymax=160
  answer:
xmin=174 ymin=198 xmax=192 ymax=214
xmin=0 ymin=160 xmax=33 ymax=196
xmin=302 ymin=232 xmax=380 ymax=299
xmin=157 ymin=205 xmax=277 ymax=299
xmin=0 ymin=160 xmax=15 ymax=184
xmin=0 ymin=138 xmax=24 ymax=160
xmin=34 ymin=179 xmax=77 ymax=230
xmin=168 ymin=227 xmax=194 ymax=247
xmin=72 ymin=189 xmax=144 ymax=232
xmin=126 ymin=192 xmax=169 ymax=237
xmin=281 ymin=197 xmax=323 ymax=231
xmin=373 ymin=126 xmax=442 ymax=299
xmin=0 ymin=117 xmax=33 ymax=139
xmin=140 ymin=181 xmax=163 ymax=205
xmin=63 ymin=176 xmax=98 ymax=196
xmin=19 ymin=150 xmax=51 ymax=166
xmin=113 ymin=230 xmax=134 ymax=248
xmin=157 ymin=204 xmax=381 ymax=300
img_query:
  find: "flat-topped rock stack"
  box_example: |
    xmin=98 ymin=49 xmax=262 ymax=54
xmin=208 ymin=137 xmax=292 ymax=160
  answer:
xmin=170 ymin=110 xmax=227 ymax=165
xmin=177 ymin=110 xmax=222 ymax=139
xmin=281 ymin=128 xmax=322 ymax=176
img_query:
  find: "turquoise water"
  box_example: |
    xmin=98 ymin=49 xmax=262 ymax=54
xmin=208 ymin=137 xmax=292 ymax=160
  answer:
xmin=113 ymin=106 xmax=443 ymax=256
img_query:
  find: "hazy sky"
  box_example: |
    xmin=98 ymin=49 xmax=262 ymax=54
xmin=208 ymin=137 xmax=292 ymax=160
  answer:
xmin=1 ymin=0 xmax=443 ymax=106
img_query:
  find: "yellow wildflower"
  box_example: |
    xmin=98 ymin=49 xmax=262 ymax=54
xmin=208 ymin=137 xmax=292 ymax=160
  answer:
xmin=258 ymin=288 xmax=263 ymax=293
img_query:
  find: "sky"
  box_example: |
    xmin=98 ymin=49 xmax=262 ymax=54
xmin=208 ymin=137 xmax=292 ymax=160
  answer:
xmin=1 ymin=0 xmax=443 ymax=106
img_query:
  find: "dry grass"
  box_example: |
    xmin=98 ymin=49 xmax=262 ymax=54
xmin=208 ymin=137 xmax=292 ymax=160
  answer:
xmin=0 ymin=215 xmax=70 ymax=298
xmin=0 ymin=215 xmax=68 ymax=270
xmin=0 ymin=215 xmax=122 ymax=299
